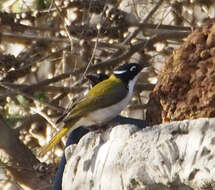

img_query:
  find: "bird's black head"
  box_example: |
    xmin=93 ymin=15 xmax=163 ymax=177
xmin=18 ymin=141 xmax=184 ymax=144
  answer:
xmin=113 ymin=63 xmax=143 ymax=85
xmin=86 ymin=73 xmax=109 ymax=87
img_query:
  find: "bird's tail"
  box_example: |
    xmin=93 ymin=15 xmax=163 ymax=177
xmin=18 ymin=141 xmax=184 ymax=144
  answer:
xmin=39 ymin=127 xmax=69 ymax=157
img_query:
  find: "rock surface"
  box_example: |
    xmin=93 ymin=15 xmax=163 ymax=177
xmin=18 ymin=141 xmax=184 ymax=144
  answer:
xmin=62 ymin=118 xmax=215 ymax=190
xmin=146 ymin=19 xmax=215 ymax=125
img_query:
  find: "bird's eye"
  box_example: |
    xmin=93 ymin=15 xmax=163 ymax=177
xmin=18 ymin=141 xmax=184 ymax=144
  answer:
xmin=130 ymin=66 xmax=136 ymax=72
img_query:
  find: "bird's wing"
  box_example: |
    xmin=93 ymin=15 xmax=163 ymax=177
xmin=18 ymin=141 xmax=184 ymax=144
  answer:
xmin=56 ymin=99 xmax=80 ymax=124
xmin=39 ymin=76 xmax=127 ymax=156
xmin=63 ymin=76 xmax=128 ymax=123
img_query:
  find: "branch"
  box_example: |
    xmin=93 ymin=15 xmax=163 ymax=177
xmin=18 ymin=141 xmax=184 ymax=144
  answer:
xmin=0 ymin=82 xmax=86 ymax=101
xmin=0 ymin=114 xmax=53 ymax=189
xmin=9 ymin=30 xmax=188 ymax=92
xmin=0 ymin=82 xmax=64 ymax=112
xmin=0 ymin=31 xmax=69 ymax=43
xmin=123 ymin=0 xmax=164 ymax=44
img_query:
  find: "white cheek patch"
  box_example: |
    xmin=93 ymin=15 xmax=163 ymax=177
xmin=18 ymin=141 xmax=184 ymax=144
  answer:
xmin=113 ymin=70 xmax=127 ymax=75
xmin=130 ymin=66 xmax=136 ymax=72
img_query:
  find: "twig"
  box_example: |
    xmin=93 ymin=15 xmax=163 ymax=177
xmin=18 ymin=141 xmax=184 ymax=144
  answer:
xmin=0 ymin=30 xmax=188 ymax=100
xmin=169 ymin=1 xmax=193 ymax=28
xmin=0 ymin=82 xmax=64 ymax=112
xmin=131 ymin=0 xmax=140 ymax=20
xmin=143 ymin=30 xmax=189 ymax=48
xmin=83 ymin=2 xmax=108 ymax=77
xmin=1 ymin=22 xmax=59 ymax=32
xmin=82 ymin=28 xmax=100 ymax=77
xmin=54 ymin=1 xmax=74 ymax=47
xmin=1 ymin=32 xmax=127 ymax=82
xmin=10 ymin=30 xmax=189 ymax=93
xmin=123 ymin=0 xmax=164 ymax=45
xmin=0 ymin=31 xmax=69 ymax=43
xmin=48 ymin=0 xmax=54 ymax=12
xmin=30 ymin=107 xmax=57 ymax=130
xmin=138 ymin=23 xmax=191 ymax=31
xmin=14 ymin=114 xmax=47 ymax=132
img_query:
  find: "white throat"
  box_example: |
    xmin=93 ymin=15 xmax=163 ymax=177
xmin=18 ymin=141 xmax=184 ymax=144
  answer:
xmin=127 ymin=72 xmax=140 ymax=95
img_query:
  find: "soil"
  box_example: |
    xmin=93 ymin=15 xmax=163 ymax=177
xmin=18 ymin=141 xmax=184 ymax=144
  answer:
xmin=146 ymin=19 xmax=215 ymax=125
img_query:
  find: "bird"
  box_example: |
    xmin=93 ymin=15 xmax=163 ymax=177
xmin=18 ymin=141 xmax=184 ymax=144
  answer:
xmin=86 ymin=73 xmax=109 ymax=87
xmin=39 ymin=63 xmax=143 ymax=156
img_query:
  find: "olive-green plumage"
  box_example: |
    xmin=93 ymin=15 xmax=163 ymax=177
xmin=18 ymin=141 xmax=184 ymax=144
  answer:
xmin=63 ymin=75 xmax=128 ymax=123
xmin=39 ymin=75 xmax=128 ymax=156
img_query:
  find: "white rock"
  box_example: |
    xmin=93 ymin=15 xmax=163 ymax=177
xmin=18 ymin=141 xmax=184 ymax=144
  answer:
xmin=62 ymin=118 xmax=215 ymax=190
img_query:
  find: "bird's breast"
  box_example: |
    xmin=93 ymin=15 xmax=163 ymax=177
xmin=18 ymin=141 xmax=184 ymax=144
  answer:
xmin=86 ymin=91 xmax=132 ymax=124
xmin=71 ymin=86 xmax=133 ymax=131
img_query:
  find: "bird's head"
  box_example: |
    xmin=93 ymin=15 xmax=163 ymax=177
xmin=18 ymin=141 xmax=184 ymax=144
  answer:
xmin=113 ymin=63 xmax=143 ymax=88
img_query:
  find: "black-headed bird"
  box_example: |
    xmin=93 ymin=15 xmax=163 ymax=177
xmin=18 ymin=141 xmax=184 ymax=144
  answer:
xmin=39 ymin=63 xmax=143 ymax=156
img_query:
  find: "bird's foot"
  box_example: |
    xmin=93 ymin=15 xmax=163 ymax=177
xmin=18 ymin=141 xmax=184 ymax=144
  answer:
xmin=86 ymin=124 xmax=108 ymax=133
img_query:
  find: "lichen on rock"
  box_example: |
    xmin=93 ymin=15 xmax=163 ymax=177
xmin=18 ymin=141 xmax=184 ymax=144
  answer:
xmin=62 ymin=118 xmax=215 ymax=190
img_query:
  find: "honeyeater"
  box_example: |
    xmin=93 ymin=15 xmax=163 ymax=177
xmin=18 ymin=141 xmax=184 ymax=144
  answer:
xmin=39 ymin=63 xmax=143 ymax=156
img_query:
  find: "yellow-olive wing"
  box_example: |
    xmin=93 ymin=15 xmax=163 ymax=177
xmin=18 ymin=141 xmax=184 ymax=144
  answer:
xmin=63 ymin=75 xmax=128 ymax=123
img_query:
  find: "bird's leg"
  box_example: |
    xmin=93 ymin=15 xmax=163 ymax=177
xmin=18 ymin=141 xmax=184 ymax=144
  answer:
xmin=85 ymin=124 xmax=109 ymax=133
xmin=96 ymin=124 xmax=109 ymax=133
xmin=86 ymin=124 xmax=100 ymax=131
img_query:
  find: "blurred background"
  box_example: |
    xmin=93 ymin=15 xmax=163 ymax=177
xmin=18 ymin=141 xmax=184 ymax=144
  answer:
xmin=0 ymin=0 xmax=214 ymax=189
